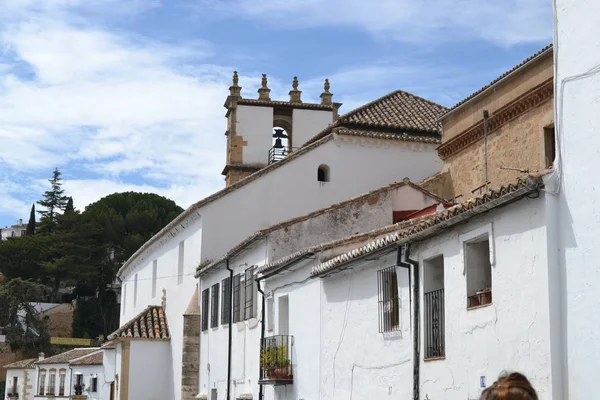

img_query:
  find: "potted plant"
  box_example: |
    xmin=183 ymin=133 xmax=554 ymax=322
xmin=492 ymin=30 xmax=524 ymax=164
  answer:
xmin=260 ymin=345 xmax=291 ymax=379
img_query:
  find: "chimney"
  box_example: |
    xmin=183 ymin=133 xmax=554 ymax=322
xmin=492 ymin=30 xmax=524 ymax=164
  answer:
xmin=38 ymin=352 xmax=45 ymax=361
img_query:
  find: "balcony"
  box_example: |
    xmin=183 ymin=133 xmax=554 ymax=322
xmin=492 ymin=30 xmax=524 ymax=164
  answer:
xmin=424 ymin=288 xmax=445 ymax=360
xmin=259 ymin=335 xmax=294 ymax=385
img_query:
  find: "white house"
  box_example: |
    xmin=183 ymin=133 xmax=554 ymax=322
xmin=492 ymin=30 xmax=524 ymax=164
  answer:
xmin=114 ymin=74 xmax=446 ymax=400
xmin=1 ymin=219 xmax=27 ymax=240
xmin=258 ymin=175 xmax=554 ymax=400
xmin=34 ymin=348 xmax=103 ymax=399
xmin=194 ymin=179 xmax=445 ymax=400
xmin=3 ymin=358 xmax=36 ymax=400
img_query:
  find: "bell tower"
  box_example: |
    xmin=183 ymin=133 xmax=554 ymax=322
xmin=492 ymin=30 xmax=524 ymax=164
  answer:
xmin=222 ymin=72 xmax=342 ymax=187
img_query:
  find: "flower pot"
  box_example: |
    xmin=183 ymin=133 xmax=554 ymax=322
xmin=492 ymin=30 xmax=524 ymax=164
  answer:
xmin=268 ymin=367 xmax=291 ymax=380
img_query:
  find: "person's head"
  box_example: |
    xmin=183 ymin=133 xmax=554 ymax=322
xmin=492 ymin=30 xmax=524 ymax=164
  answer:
xmin=480 ymin=372 xmax=538 ymax=400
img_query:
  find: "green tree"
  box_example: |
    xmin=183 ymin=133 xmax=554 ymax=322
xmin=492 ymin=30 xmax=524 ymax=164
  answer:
xmin=0 ymin=279 xmax=51 ymax=356
xmin=37 ymin=168 xmax=69 ymax=234
xmin=0 ymin=234 xmax=49 ymax=280
xmin=26 ymin=204 xmax=36 ymax=235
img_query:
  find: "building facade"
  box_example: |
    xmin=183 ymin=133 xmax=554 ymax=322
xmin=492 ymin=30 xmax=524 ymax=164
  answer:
xmin=1 ymin=219 xmax=27 ymax=240
xmin=3 ymin=358 xmax=36 ymax=400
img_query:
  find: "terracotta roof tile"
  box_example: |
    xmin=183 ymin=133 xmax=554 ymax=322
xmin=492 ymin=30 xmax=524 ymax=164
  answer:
xmin=236 ymin=98 xmax=335 ymax=111
xmin=445 ymin=44 xmax=553 ymax=115
xmin=335 ymin=127 xmax=440 ymax=144
xmin=37 ymin=348 xmax=100 ymax=365
xmin=3 ymin=358 xmax=37 ymax=369
xmin=311 ymin=175 xmax=544 ymax=276
xmin=69 ymin=351 xmax=103 ymax=366
xmin=107 ymin=305 xmax=169 ymax=340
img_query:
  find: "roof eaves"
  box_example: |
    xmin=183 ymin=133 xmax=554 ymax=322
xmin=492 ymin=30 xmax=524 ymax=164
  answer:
xmin=441 ymin=44 xmax=553 ymax=120
xmin=118 ymin=134 xmax=334 ymax=279
xmin=311 ymin=176 xmax=544 ymax=277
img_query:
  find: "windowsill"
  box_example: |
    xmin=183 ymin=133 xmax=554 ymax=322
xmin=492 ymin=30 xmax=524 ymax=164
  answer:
xmin=424 ymin=356 xmax=446 ymax=362
xmin=467 ymin=302 xmax=493 ymax=311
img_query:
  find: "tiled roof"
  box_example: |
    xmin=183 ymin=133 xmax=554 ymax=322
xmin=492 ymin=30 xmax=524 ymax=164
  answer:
xmin=305 ymin=90 xmax=447 ymax=146
xmin=311 ymin=175 xmax=544 ymax=277
xmin=107 ymin=305 xmax=169 ymax=340
xmin=335 ymin=127 xmax=440 ymax=144
xmin=70 ymin=351 xmax=103 ymax=366
xmin=444 ymin=44 xmax=553 ymax=116
xmin=198 ymin=179 xmax=444 ymax=277
xmin=236 ymin=98 xmax=336 ymax=111
xmin=37 ymin=348 xmax=100 ymax=365
xmin=3 ymin=358 xmax=36 ymax=369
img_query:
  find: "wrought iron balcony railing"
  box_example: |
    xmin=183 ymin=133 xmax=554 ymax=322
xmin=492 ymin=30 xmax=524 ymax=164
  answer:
xmin=268 ymin=147 xmax=298 ymax=165
xmin=259 ymin=334 xmax=294 ymax=385
xmin=424 ymin=288 xmax=445 ymax=359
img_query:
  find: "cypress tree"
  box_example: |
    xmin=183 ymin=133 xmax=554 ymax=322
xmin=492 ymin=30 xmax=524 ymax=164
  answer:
xmin=26 ymin=204 xmax=36 ymax=235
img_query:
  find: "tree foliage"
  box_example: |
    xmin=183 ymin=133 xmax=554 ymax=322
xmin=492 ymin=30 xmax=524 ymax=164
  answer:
xmin=26 ymin=204 xmax=36 ymax=235
xmin=37 ymin=168 xmax=69 ymax=234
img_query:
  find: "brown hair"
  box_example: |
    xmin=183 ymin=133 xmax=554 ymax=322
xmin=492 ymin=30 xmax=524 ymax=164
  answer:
xmin=480 ymin=372 xmax=538 ymax=400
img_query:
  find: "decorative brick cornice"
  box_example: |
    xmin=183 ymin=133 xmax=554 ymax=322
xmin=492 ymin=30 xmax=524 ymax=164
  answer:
xmin=438 ymin=78 xmax=553 ymax=160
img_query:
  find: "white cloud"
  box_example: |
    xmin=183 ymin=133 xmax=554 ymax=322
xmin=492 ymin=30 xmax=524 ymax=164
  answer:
xmin=198 ymin=0 xmax=552 ymax=47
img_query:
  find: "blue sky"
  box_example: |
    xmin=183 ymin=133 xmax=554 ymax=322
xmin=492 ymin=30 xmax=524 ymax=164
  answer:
xmin=0 ymin=0 xmax=552 ymax=228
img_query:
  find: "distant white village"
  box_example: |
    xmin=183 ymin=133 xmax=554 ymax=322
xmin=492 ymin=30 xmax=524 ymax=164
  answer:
xmin=4 ymin=2 xmax=600 ymax=399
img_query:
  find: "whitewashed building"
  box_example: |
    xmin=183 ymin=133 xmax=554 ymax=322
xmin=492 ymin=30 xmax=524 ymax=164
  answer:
xmin=195 ymin=179 xmax=445 ymax=400
xmin=1 ymin=219 xmax=27 ymax=240
xmin=258 ymin=175 xmax=552 ymax=400
xmin=114 ymin=74 xmax=446 ymax=400
xmin=3 ymin=358 xmax=36 ymax=400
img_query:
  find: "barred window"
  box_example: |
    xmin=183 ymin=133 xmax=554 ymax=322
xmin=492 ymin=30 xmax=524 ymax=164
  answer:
xmin=211 ymin=283 xmax=220 ymax=328
xmin=201 ymin=288 xmax=209 ymax=331
xmin=244 ymin=266 xmax=256 ymax=320
xmin=221 ymin=277 xmax=231 ymax=325
xmin=232 ymin=274 xmax=241 ymax=323
xmin=377 ymin=266 xmax=400 ymax=333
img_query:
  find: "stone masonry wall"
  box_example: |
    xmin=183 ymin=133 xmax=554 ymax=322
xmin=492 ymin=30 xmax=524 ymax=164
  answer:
xmin=180 ymin=314 xmax=200 ymax=400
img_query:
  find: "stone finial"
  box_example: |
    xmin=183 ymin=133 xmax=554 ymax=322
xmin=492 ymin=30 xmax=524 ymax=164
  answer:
xmin=320 ymin=78 xmax=333 ymax=105
xmin=258 ymin=73 xmax=271 ymax=101
xmin=229 ymin=70 xmax=241 ymax=97
xmin=161 ymin=288 xmax=167 ymax=309
xmin=289 ymin=76 xmax=302 ymax=103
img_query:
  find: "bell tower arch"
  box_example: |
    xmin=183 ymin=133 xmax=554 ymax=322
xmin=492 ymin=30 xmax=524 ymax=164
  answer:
xmin=222 ymin=73 xmax=342 ymax=187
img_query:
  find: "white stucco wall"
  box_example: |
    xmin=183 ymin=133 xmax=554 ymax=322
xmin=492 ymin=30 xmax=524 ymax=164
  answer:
xmin=291 ymin=109 xmax=334 ymax=147
xmin=236 ymin=105 xmax=274 ymax=165
xmin=71 ymin=364 xmax=108 ymax=400
xmin=4 ymin=368 xmax=35 ymax=400
xmin=36 ymin=363 xmax=73 ymax=398
xmin=417 ymin=195 xmax=553 ymax=399
xmin=555 ymin=1 xmax=600 ymax=397
xmin=198 ymin=241 xmax=267 ymax=400
xmin=129 ymin=341 xmax=171 ymax=400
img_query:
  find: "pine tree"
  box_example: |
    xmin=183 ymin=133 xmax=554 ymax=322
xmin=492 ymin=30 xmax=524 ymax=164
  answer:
xmin=26 ymin=204 xmax=36 ymax=235
xmin=37 ymin=168 xmax=69 ymax=234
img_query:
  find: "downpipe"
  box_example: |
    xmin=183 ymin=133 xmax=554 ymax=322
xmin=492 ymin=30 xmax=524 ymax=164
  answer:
xmin=226 ymin=259 xmax=234 ymax=400
xmin=255 ymin=275 xmax=266 ymax=400
xmin=398 ymin=243 xmax=420 ymax=400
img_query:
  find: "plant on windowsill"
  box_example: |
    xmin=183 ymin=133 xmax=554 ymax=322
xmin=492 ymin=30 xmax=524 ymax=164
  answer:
xmin=7 ymin=392 xmax=18 ymax=400
xmin=260 ymin=345 xmax=291 ymax=380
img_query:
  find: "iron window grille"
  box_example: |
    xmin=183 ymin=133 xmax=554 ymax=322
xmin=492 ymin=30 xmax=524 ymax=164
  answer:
xmin=201 ymin=288 xmax=209 ymax=331
xmin=244 ymin=266 xmax=256 ymax=320
xmin=211 ymin=283 xmax=220 ymax=328
xmin=221 ymin=277 xmax=231 ymax=325
xmin=424 ymin=288 xmax=445 ymax=359
xmin=233 ymin=274 xmax=241 ymax=322
xmin=377 ymin=266 xmax=400 ymax=333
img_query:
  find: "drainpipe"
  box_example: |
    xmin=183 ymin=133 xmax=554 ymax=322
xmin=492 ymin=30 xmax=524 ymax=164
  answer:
xmin=398 ymin=243 xmax=420 ymax=400
xmin=255 ymin=275 xmax=266 ymax=400
xmin=226 ymin=259 xmax=234 ymax=400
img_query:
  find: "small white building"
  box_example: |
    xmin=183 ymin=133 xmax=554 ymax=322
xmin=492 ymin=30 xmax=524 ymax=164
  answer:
xmin=195 ymin=179 xmax=445 ymax=400
xmin=3 ymin=358 xmax=36 ymax=400
xmin=116 ymin=74 xmax=446 ymax=400
xmin=1 ymin=219 xmax=27 ymax=240
xmin=258 ymin=175 xmax=553 ymax=400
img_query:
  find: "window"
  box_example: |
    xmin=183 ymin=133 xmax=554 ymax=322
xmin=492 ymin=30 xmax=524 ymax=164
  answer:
xmin=211 ymin=283 xmax=220 ymax=328
xmin=201 ymin=288 xmax=209 ymax=331
xmin=91 ymin=376 xmax=98 ymax=392
xmin=122 ymin=284 xmax=127 ymax=315
xmin=178 ymin=241 xmax=185 ymax=285
xmin=48 ymin=372 xmax=56 ymax=394
xmin=232 ymin=274 xmax=241 ymax=323
xmin=423 ymin=256 xmax=445 ymax=359
xmin=59 ymin=371 xmax=66 ymax=395
xmin=465 ymin=236 xmax=492 ymax=308
xmin=544 ymin=125 xmax=556 ymax=168
xmin=244 ymin=267 xmax=256 ymax=320
xmin=21 ymin=230 xmax=26 ymax=236
xmin=317 ymin=164 xmax=330 ymax=182
xmin=12 ymin=376 xmax=17 ymax=394
xmin=133 ymin=273 xmax=138 ymax=308
xmin=266 ymin=297 xmax=274 ymax=331
xmin=221 ymin=277 xmax=231 ymax=325
xmin=38 ymin=370 xmax=46 ymax=395
xmin=152 ymin=260 xmax=158 ymax=298
xmin=211 ymin=388 xmax=218 ymax=400
xmin=377 ymin=266 xmax=400 ymax=333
